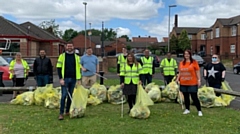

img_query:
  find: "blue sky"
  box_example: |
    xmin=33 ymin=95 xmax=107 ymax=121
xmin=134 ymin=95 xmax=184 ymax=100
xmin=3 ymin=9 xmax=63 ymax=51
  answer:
xmin=1 ymin=0 xmax=240 ymax=41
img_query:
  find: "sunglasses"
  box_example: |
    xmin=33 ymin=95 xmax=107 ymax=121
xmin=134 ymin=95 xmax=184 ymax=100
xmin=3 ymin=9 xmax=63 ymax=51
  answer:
xmin=212 ymin=57 xmax=217 ymax=59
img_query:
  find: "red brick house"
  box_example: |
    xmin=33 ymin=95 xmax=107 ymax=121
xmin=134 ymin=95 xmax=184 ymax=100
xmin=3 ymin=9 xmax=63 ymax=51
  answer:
xmin=72 ymin=34 xmax=126 ymax=56
xmin=204 ymin=15 xmax=240 ymax=58
xmin=0 ymin=16 xmax=65 ymax=56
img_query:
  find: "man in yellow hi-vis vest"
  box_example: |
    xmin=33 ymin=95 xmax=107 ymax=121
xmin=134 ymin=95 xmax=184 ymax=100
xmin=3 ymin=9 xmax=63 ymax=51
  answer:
xmin=56 ymin=43 xmax=81 ymax=120
xmin=160 ymin=52 xmax=177 ymax=85
xmin=139 ymin=49 xmax=155 ymax=86
xmin=117 ymin=47 xmax=128 ymax=84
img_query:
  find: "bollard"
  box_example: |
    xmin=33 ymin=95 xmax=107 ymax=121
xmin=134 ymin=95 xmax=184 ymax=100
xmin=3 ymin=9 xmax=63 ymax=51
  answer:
xmin=99 ymin=71 xmax=105 ymax=85
xmin=0 ymin=71 xmax=4 ymax=96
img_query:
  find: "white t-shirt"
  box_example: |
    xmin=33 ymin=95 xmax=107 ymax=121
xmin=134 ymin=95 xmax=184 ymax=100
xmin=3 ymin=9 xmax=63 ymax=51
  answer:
xmin=14 ymin=63 xmax=24 ymax=78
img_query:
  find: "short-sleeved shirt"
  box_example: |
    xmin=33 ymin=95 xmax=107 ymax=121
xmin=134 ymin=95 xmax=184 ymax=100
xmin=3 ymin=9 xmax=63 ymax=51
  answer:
xmin=14 ymin=63 xmax=24 ymax=78
xmin=204 ymin=62 xmax=226 ymax=85
xmin=179 ymin=60 xmax=200 ymax=86
xmin=81 ymin=54 xmax=99 ymax=77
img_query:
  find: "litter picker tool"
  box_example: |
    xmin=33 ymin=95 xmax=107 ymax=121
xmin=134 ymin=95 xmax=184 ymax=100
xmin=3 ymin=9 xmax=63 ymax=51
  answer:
xmin=86 ymin=69 xmax=108 ymax=79
xmin=120 ymin=85 xmax=124 ymax=118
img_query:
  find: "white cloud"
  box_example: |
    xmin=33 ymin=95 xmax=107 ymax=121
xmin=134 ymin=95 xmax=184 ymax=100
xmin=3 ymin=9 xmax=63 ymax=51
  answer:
xmin=0 ymin=0 xmax=163 ymax=21
xmin=139 ymin=0 xmax=240 ymax=41
xmin=58 ymin=20 xmax=82 ymax=32
xmin=115 ymin=27 xmax=131 ymax=37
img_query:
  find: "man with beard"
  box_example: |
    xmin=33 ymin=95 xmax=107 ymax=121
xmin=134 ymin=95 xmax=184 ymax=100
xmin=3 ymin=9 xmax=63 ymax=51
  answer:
xmin=57 ymin=43 xmax=82 ymax=120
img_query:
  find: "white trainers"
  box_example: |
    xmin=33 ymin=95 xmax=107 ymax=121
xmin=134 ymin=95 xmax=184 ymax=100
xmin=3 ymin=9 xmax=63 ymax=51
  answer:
xmin=198 ymin=111 xmax=203 ymax=116
xmin=183 ymin=109 xmax=190 ymax=114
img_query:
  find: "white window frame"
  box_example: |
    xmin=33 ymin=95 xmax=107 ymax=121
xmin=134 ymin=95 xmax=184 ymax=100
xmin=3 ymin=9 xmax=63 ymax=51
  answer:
xmin=215 ymin=28 xmax=219 ymax=38
xmin=201 ymin=34 xmax=205 ymax=40
xmin=232 ymin=26 xmax=237 ymax=36
xmin=230 ymin=44 xmax=235 ymax=53
xmin=210 ymin=31 xmax=213 ymax=39
xmin=188 ymin=35 xmax=192 ymax=40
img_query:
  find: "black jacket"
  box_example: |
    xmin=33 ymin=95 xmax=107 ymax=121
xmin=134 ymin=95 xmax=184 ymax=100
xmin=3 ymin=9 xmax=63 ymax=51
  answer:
xmin=33 ymin=56 xmax=53 ymax=76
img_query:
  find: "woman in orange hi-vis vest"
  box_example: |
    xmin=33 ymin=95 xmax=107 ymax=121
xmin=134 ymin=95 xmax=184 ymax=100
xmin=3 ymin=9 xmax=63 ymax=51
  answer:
xmin=176 ymin=50 xmax=203 ymax=116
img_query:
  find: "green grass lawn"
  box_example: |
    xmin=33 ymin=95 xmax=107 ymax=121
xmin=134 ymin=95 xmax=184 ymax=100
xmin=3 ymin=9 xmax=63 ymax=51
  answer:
xmin=98 ymin=78 xmax=164 ymax=87
xmin=0 ymin=103 xmax=240 ymax=134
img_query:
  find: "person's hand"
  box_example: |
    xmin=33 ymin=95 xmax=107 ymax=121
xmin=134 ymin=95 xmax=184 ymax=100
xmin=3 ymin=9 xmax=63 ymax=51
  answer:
xmin=60 ymin=79 xmax=65 ymax=86
xmin=121 ymin=83 xmax=124 ymax=88
xmin=161 ymin=73 xmax=164 ymax=76
xmin=82 ymin=67 xmax=87 ymax=72
xmin=198 ymin=80 xmax=201 ymax=87
xmin=221 ymin=78 xmax=225 ymax=82
xmin=117 ymin=73 xmax=120 ymax=76
xmin=77 ymin=80 xmax=81 ymax=85
xmin=138 ymin=81 xmax=142 ymax=85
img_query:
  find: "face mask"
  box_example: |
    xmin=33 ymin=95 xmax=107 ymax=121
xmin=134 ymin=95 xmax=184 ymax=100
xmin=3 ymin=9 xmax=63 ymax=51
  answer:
xmin=212 ymin=58 xmax=217 ymax=62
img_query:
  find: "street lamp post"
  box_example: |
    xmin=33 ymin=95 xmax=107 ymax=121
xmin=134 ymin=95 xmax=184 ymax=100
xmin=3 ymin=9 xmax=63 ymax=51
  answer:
xmin=168 ymin=5 xmax=177 ymax=52
xmin=88 ymin=23 xmax=92 ymax=47
xmin=83 ymin=2 xmax=87 ymax=52
xmin=101 ymin=21 xmax=104 ymax=58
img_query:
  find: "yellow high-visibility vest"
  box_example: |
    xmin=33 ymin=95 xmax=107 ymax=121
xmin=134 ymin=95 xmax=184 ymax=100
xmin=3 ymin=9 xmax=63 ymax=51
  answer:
xmin=56 ymin=53 xmax=81 ymax=79
xmin=118 ymin=54 xmax=127 ymax=76
xmin=141 ymin=56 xmax=153 ymax=75
xmin=160 ymin=58 xmax=177 ymax=76
xmin=9 ymin=59 xmax=29 ymax=79
xmin=123 ymin=63 xmax=143 ymax=84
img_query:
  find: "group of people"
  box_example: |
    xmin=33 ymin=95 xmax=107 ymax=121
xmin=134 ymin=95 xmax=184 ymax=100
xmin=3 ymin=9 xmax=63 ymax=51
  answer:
xmin=9 ymin=42 xmax=226 ymax=120
xmin=57 ymin=43 xmax=99 ymax=120
xmin=10 ymin=50 xmax=53 ymax=99
xmin=117 ymin=48 xmax=226 ymax=117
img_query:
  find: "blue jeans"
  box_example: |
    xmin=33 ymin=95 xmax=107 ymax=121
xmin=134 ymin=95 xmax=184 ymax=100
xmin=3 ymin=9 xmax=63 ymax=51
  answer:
xmin=36 ymin=75 xmax=49 ymax=87
xmin=60 ymin=78 xmax=76 ymax=115
xmin=141 ymin=74 xmax=152 ymax=86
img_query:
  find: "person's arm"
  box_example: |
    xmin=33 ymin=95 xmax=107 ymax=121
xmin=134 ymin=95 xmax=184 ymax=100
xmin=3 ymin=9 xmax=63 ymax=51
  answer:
xmin=152 ymin=58 xmax=155 ymax=74
xmin=117 ymin=56 xmax=120 ymax=74
xmin=220 ymin=63 xmax=226 ymax=80
xmin=57 ymin=68 xmax=62 ymax=79
xmin=48 ymin=58 xmax=53 ymax=76
xmin=96 ymin=57 xmax=99 ymax=73
xmin=33 ymin=59 xmax=37 ymax=76
xmin=195 ymin=61 xmax=201 ymax=86
xmin=160 ymin=59 xmax=164 ymax=74
xmin=139 ymin=58 xmax=143 ymax=66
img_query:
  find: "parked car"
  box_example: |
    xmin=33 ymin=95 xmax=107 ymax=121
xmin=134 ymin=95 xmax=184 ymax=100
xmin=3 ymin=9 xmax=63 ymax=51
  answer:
xmin=134 ymin=53 xmax=160 ymax=67
xmin=0 ymin=56 xmax=12 ymax=88
xmin=192 ymin=54 xmax=205 ymax=66
xmin=233 ymin=62 xmax=240 ymax=74
xmin=23 ymin=58 xmax=35 ymax=76
xmin=198 ymin=51 xmax=206 ymax=57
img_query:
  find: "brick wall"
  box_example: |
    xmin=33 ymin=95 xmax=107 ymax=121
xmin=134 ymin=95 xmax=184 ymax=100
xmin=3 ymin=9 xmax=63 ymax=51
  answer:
xmin=20 ymin=39 xmax=27 ymax=56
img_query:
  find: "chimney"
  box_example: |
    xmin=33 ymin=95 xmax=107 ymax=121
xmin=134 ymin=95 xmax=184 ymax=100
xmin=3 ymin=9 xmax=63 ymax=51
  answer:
xmin=174 ymin=14 xmax=178 ymax=27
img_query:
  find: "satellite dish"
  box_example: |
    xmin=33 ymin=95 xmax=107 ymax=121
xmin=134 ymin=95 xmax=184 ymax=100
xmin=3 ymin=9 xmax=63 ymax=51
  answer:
xmin=96 ymin=45 xmax=101 ymax=48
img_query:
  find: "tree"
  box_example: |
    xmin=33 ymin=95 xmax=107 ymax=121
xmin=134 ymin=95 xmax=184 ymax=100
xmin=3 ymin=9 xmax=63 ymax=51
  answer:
xmin=39 ymin=19 xmax=62 ymax=37
xmin=79 ymin=29 xmax=102 ymax=36
xmin=62 ymin=28 xmax=78 ymax=42
xmin=148 ymin=43 xmax=159 ymax=54
xmin=119 ymin=35 xmax=131 ymax=42
xmin=178 ymin=30 xmax=191 ymax=51
xmin=170 ymin=34 xmax=178 ymax=52
xmin=126 ymin=44 xmax=132 ymax=51
xmin=103 ymin=28 xmax=117 ymax=41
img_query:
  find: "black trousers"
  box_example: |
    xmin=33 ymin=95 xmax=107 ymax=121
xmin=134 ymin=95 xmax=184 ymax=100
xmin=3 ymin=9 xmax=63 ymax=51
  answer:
xmin=12 ymin=78 xmax=25 ymax=87
xmin=127 ymin=95 xmax=136 ymax=110
xmin=164 ymin=75 xmax=174 ymax=85
xmin=141 ymin=74 xmax=152 ymax=86
xmin=182 ymin=92 xmax=201 ymax=111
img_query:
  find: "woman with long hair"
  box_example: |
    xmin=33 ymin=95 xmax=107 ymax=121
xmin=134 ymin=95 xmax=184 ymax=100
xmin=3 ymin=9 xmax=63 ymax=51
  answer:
xmin=121 ymin=53 xmax=142 ymax=113
xmin=203 ymin=54 xmax=226 ymax=96
xmin=9 ymin=52 xmax=29 ymax=99
xmin=176 ymin=50 xmax=203 ymax=116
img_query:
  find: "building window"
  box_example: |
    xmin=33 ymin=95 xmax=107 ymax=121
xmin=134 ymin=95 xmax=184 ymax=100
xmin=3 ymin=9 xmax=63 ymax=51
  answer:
xmin=211 ymin=31 xmax=213 ymax=39
xmin=188 ymin=35 xmax=192 ymax=40
xmin=201 ymin=34 xmax=205 ymax=40
xmin=232 ymin=26 xmax=237 ymax=36
xmin=230 ymin=44 xmax=235 ymax=53
xmin=215 ymin=28 xmax=219 ymax=38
